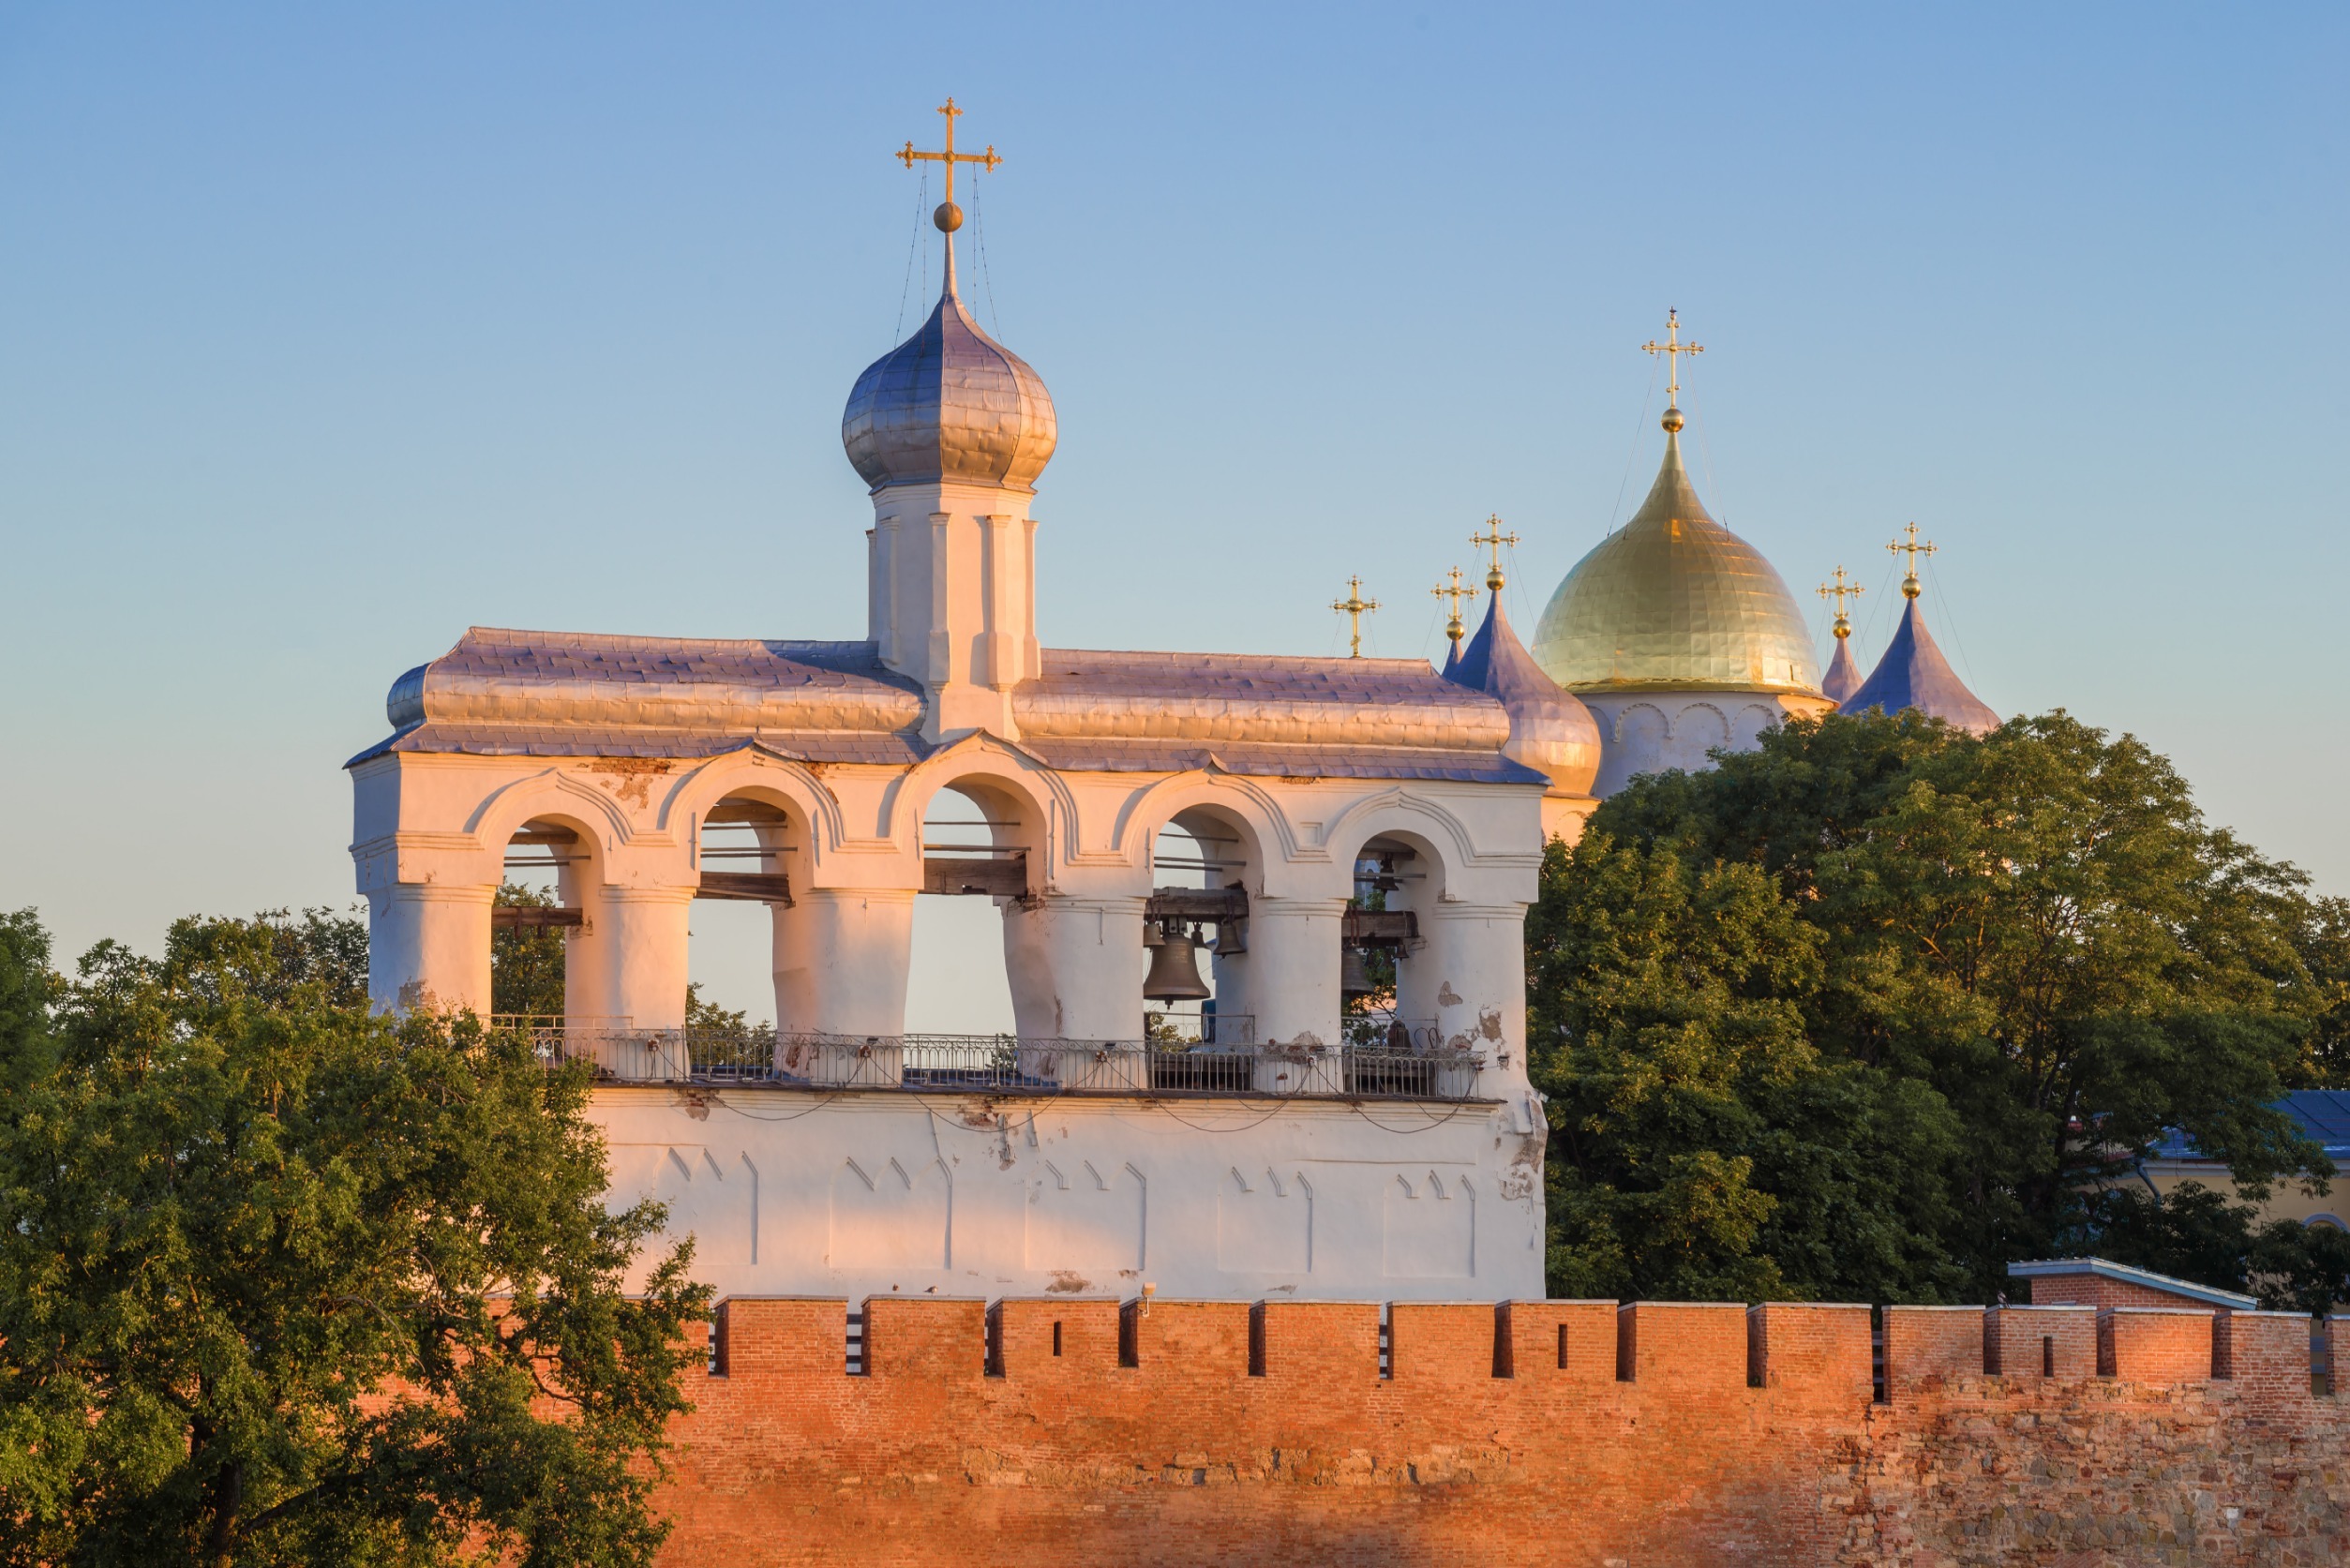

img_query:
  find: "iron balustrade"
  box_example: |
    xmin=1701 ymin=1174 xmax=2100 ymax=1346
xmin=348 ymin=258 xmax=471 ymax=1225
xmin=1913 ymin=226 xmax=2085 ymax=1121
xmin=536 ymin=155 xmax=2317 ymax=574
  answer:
xmin=496 ymin=1020 xmax=1489 ymax=1101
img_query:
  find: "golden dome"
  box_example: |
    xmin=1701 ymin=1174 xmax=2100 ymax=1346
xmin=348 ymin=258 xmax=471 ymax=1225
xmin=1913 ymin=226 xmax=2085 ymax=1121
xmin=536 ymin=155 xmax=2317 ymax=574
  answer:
xmin=1532 ymin=432 xmax=1821 ymax=694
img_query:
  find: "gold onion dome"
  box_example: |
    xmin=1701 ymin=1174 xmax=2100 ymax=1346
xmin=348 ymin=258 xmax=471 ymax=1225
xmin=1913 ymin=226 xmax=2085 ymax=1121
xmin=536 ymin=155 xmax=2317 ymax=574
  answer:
xmin=1532 ymin=424 xmax=1821 ymax=694
xmin=841 ymin=241 xmax=1056 ymax=493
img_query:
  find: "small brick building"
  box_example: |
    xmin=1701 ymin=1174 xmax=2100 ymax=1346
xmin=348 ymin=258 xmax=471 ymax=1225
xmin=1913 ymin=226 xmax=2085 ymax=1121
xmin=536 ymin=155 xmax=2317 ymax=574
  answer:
xmin=2009 ymin=1255 xmax=2259 ymax=1312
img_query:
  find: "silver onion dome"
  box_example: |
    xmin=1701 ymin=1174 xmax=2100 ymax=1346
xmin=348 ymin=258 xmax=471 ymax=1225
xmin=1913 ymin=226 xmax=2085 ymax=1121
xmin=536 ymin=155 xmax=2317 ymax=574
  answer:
xmin=842 ymin=244 xmax=1056 ymax=493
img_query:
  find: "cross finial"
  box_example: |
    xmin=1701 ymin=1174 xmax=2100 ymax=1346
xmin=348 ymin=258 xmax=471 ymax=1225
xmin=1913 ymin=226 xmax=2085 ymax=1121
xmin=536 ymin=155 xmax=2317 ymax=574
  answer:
xmin=896 ymin=97 xmax=1001 ymax=233
xmin=1331 ymin=575 xmax=1380 ymax=659
xmin=1431 ymin=566 xmax=1479 ymax=648
xmin=1641 ymin=308 xmax=1705 ymax=432
xmin=1818 ymin=566 xmax=1865 ymax=638
xmin=1887 ymin=523 xmax=1937 ymax=599
xmin=1470 ymin=515 xmax=1519 ymax=591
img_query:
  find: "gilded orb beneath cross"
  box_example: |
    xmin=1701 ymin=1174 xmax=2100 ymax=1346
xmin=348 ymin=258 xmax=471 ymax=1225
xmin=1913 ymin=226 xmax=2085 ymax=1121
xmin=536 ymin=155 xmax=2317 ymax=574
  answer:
xmin=934 ymin=201 xmax=963 ymax=232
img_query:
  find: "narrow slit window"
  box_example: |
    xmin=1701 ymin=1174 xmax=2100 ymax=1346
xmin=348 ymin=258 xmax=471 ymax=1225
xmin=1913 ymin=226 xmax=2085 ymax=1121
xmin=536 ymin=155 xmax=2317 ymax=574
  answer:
xmin=1053 ymin=1321 xmax=1063 ymax=1357
xmin=1557 ymin=1322 xmax=1569 ymax=1370
xmin=2041 ymin=1335 xmax=2055 ymax=1378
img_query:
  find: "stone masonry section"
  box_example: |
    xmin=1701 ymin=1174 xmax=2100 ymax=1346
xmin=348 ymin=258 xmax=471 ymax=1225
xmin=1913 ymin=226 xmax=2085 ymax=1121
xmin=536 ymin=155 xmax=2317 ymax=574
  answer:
xmin=649 ymin=1297 xmax=2350 ymax=1567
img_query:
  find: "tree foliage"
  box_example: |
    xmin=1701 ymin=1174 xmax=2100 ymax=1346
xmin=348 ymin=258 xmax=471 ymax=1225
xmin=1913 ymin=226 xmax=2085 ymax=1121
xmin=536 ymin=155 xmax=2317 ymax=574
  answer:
xmin=0 ymin=910 xmax=710 ymax=1567
xmin=2085 ymin=1181 xmax=2350 ymax=1315
xmin=1529 ymin=710 xmax=2336 ymax=1303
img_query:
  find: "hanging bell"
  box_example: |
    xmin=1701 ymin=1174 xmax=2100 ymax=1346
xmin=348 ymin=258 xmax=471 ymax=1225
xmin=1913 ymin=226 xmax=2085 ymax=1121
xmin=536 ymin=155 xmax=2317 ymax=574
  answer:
xmin=1142 ymin=922 xmax=1212 ymax=1003
xmin=1340 ymin=946 xmax=1375 ymax=1002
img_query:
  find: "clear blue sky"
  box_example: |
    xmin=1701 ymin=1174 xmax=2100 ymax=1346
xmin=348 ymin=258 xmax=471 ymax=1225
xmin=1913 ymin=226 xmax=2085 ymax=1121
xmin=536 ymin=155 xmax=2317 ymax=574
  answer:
xmin=3 ymin=3 xmax=2343 ymax=1023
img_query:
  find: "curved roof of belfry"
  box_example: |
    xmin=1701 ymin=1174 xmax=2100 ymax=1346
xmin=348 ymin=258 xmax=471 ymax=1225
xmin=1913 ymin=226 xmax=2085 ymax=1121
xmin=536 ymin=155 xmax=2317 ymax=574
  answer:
xmin=350 ymin=628 xmax=1549 ymax=785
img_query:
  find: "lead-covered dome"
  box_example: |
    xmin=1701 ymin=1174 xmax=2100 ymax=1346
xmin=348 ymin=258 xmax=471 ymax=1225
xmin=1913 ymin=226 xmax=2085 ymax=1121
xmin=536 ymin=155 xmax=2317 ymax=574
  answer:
xmin=1446 ymin=594 xmax=1602 ymax=797
xmin=841 ymin=247 xmax=1056 ymax=493
xmin=1532 ymin=425 xmax=1820 ymax=694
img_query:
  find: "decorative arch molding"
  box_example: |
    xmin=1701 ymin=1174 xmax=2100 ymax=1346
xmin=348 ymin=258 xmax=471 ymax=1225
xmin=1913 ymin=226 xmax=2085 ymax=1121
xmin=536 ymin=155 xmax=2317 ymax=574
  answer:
xmin=657 ymin=748 xmax=847 ymax=852
xmin=1611 ymin=702 xmax=1669 ymax=746
xmin=881 ymin=733 xmax=1080 ymax=874
xmin=1321 ymin=787 xmax=1486 ymax=878
xmin=1107 ymin=769 xmax=1296 ymax=870
xmin=464 ymin=767 xmax=637 ymax=857
xmin=1670 ymin=700 xmax=1731 ymax=743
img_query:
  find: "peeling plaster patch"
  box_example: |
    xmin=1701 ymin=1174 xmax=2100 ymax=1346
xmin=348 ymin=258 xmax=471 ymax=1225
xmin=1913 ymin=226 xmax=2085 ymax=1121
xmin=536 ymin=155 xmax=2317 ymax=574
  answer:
xmin=1496 ymin=1126 xmax=1547 ymax=1202
xmin=1046 ymin=1271 xmax=1092 ymax=1293
xmin=1477 ymin=1007 xmax=1504 ymax=1040
xmin=585 ymin=757 xmax=674 ymax=808
xmin=672 ymin=1090 xmax=713 ymax=1122
xmin=1437 ymin=981 xmax=1464 ymax=1007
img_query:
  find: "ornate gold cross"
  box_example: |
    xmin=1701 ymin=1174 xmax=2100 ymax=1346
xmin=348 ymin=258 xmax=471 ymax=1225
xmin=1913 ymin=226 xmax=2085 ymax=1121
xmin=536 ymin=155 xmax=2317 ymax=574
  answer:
xmin=1641 ymin=308 xmax=1704 ymax=405
xmin=897 ymin=98 xmax=1000 ymax=228
xmin=1887 ymin=523 xmax=1937 ymax=598
xmin=1331 ymin=576 xmax=1380 ymax=659
xmin=1470 ymin=515 xmax=1519 ymax=591
xmin=1431 ymin=566 xmax=1479 ymax=648
xmin=1818 ymin=566 xmax=1865 ymax=637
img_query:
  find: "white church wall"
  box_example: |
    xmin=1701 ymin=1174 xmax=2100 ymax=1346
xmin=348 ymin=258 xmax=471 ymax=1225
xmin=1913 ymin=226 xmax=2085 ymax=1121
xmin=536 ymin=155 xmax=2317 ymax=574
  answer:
xmin=594 ymin=1087 xmax=1545 ymax=1305
xmin=1575 ymin=690 xmax=1836 ymax=798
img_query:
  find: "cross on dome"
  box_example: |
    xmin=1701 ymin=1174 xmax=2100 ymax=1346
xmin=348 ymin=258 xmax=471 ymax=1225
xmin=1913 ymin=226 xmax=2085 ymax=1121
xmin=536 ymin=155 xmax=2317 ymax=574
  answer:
xmin=1888 ymin=523 xmax=1938 ymax=598
xmin=1331 ymin=576 xmax=1380 ymax=659
xmin=1642 ymin=308 xmax=1704 ymax=432
xmin=1432 ymin=566 xmax=1479 ymax=648
xmin=1818 ymin=565 xmax=1865 ymax=637
xmin=897 ymin=97 xmax=1001 ymax=233
xmin=1471 ymin=515 xmax=1519 ymax=591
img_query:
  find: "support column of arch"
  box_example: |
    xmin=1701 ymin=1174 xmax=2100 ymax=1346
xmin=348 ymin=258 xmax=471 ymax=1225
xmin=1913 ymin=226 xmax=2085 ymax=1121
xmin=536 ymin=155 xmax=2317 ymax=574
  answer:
xmin=1245 ymin=895 xmax=1348 ymax=1052
xmin=598 ymin=887 xmax=695 ymax=1032
xmin=772 ymin=889 xmax=917 ymax=1040
xmin=1418 ymin=903 xmax=1531 ymax=1090
xmin=367 ymin=882 xmax=496 ymax=1016
xmin=1002 ymin=894 xmax=1148 ymax=1041
xmin=559 ymin=849 xmax=611 ymax=1026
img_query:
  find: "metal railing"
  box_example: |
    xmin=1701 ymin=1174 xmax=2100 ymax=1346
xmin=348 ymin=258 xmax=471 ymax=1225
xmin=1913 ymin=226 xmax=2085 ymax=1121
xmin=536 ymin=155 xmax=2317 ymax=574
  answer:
xmin=500 ymin=1021 xmax=1489 ymax=1101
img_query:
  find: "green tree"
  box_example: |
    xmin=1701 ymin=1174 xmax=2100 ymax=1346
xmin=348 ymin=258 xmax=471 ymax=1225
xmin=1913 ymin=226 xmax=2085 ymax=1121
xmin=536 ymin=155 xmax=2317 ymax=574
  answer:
xmin=0 ymin=909 xmax=61 ymax=1090
xmin=2285 ymin=894 xmax=2350 ymax=1088
xmin=0 ymin=911 xmax=709 ymax=1567
xmin=1532 ymin=710 xmax=2331 ymax=1302
xmin=1529 ymin=833 xmax=1963 ymax=1303
xmin=2085 ymin=1182 xmax=2350 ymax=1314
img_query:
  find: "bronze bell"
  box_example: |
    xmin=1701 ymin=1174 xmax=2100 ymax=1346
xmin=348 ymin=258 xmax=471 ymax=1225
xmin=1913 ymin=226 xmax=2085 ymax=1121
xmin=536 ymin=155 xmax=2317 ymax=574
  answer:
xmin=1340 ymin=946 xmax=1375 ymax=1002
xmin=1142 ymin=921 xmax=1212 ymax=1003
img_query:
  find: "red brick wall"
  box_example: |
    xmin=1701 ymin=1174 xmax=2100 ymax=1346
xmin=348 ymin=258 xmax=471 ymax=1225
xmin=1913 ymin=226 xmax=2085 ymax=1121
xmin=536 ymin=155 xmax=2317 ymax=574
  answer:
xmin=2025 ymin=1270 xmax=2238 ymax=1310
xmin=651 ymin=1295 xmax=2350 ymax=1567
xmin=1985 ymin=1302 xmax=2096 ymax=1378
xmin=2104 ymin=1307 xmax=2215 ymax=1381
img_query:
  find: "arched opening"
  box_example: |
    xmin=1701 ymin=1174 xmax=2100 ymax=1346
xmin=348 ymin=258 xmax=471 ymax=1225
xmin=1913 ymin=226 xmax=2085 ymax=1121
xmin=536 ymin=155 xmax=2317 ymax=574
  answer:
xmin=488 ymin=813 xmax=611 ymax=1068
xmin=1145 ymin=805 xmax=1259 ymax=1049
xmin=1342 ymin=829 xmax=1444 ymax=1091
xmin=904 ymin=781 xmax=1029 ymax=1037
xmin=687 ymin=791 xmax=801 ymax=1074
xmin=1344 ymin=834 xmax=1430 ymax=1045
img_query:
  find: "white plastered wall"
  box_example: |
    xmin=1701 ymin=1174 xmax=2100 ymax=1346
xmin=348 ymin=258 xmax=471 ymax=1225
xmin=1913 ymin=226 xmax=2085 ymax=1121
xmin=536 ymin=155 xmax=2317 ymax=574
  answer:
xmin=1576 ymin=690 xmax=1837 ymax=797
xmin=594 ymin=1085 xmax=1549 ymax=1305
